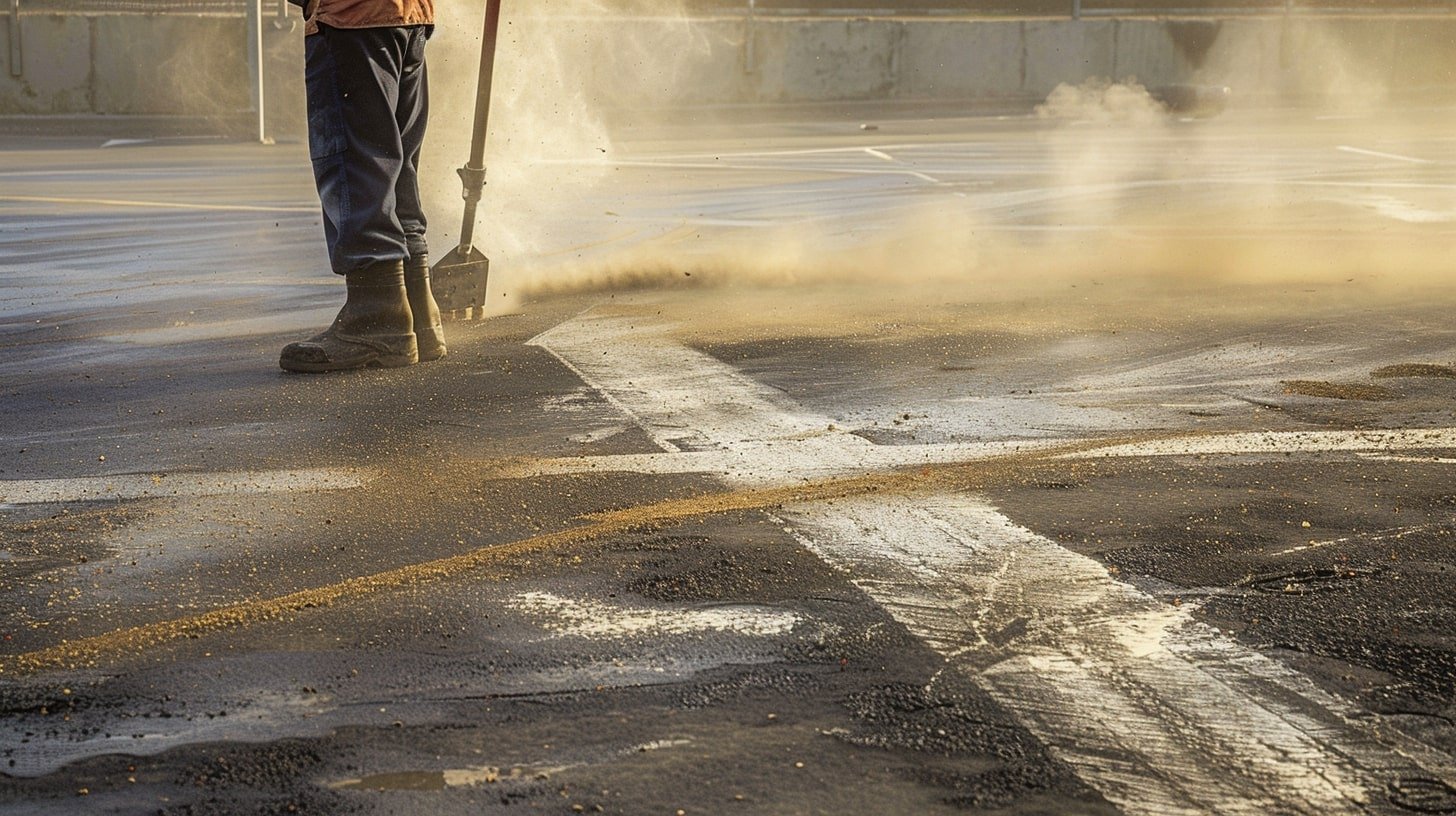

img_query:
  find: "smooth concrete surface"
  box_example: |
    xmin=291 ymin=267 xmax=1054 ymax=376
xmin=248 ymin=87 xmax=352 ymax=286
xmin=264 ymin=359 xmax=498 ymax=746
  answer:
xmin=1109 ymin=19 xmax=1188 ymax=86
xmin=896 ymin=20 xmax=1025 ymax=99
xmin=3 ymin=14 xmax=1456 ymax=123
xmin=0 ymin=12 xmax=300 ymax=133
xmin=92 ymin=16 xmax=248 ymax=115
xmin=1023 ymin=20 xmax=1117 ymax=97
xmin=0 ymin=15 xmax=91 ymax=115
xmin=752 ymin=19 xmax=900 ymax=102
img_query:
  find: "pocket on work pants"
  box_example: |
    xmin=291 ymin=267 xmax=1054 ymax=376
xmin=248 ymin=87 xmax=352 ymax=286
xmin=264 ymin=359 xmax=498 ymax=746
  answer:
xmin=305 ymin=29 xmax=347 ymax=161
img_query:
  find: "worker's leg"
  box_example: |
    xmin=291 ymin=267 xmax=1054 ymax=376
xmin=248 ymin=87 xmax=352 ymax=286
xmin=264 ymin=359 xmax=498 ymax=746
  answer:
xmin=280 ymin=25 xmax=418 ymax=372
xmin=394 ymin=25 xmax=447 ymax=360
xmin=395 ymin=25 xmax=430 ymax=265
xmin=306 ymin=24 xmax=412 ymax=274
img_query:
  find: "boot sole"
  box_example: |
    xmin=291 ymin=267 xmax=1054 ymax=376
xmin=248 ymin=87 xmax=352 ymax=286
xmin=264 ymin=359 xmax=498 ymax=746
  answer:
xmin=279 ymin=338 xmax=419 ymax=372
xmin=280 ymin=351 xmax=418 ymax=373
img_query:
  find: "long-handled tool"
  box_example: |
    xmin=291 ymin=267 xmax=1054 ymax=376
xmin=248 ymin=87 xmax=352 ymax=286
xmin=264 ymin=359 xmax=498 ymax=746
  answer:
xmin=432 ymin=0 xmax=503 ymax=320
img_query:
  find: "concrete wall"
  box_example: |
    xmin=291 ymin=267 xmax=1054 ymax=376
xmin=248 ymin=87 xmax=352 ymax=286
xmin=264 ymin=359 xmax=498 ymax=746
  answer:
xmin=3 ymin=13 xmax=1456 ymax=128
xmin=0 ymin=15 xmax=92 ymax=115
xmin=0 ymin=12 xmax=302 ymax=132
xmin=725 ymin=16 xmax=1456 ymax=105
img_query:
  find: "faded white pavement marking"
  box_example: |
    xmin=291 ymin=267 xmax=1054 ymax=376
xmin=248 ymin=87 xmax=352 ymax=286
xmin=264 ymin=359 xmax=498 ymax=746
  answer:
xmin=1336 ymin=145 xmax=1434 ymax=165
xmin=497 ymin=438 xmax=1070 ymax=483
xmin=0 ymin=468 xmax=370 ymax=506
xmin=1068 ymin=428 xmax=1456 ymax=460
xmin=505 ymin=428 xmax=1456 ymax=482
xmin=509 ymin=591 xmax=800 ymax=639
xmin=0 ymin=194 xmax=317 ymax=214
xmin=530 ymin=311 xmax=1456 ymax=815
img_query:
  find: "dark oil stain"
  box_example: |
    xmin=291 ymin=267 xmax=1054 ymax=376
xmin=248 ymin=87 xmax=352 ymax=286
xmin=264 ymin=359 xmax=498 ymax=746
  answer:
xmin=1281 ymin=380 xmax=1399 ymax=402
xmin=1372 ymin=363 xmax=1456 ymax=380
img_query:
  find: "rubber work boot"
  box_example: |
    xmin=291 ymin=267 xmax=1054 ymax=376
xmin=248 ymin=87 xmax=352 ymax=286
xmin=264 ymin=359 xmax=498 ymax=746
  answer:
xmin=279 ymin=260 xmax=418 ymax=372
xmin=405 ymin=255 xmax=448 ymax=361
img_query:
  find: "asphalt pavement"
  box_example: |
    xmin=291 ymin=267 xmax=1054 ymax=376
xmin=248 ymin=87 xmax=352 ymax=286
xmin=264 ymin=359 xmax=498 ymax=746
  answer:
xmin=3 ymin=103 xmax=1456 ymax=815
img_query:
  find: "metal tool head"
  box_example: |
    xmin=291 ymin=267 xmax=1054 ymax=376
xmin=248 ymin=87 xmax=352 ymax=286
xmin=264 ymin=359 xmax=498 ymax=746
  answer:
xmin=432 ymin=245 xmax=490 ymax=321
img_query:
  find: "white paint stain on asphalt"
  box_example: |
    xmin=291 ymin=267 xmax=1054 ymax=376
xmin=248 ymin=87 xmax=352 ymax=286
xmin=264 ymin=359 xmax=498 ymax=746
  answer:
xmin=530 ymin=310 xmax=1456 ymax=815
xmin=0 ymin=468 xmax=371 ymax=507
xmin=331 ymin=742 xmax=692 ymax=791
xmin=1273 ymin=522 xmax=1446 ymax=556
xmin=509 ymin=591 xmax=800 ymax=639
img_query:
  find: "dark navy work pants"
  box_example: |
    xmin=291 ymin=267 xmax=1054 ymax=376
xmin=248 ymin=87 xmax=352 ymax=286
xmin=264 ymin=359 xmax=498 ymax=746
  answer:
xmin=305 ymin=24 xmax=431 ymax=275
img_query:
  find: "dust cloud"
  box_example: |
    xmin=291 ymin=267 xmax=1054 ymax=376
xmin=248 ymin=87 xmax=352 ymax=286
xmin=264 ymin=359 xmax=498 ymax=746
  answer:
xmin=418 ymin=0 xmax=716 ymax=278
xmin=413 ymin=9 xmax=1456 ymax=339
xmin=1035 ymin=79 xmax=1168 ymax=124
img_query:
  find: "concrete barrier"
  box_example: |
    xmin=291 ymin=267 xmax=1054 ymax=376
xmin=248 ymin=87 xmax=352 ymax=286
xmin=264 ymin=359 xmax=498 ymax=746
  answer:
xmin=93 ymin=16 xmax=249 ymax=115
xmin=3 ymin=12 xmax=1455 ymax=132
xmin=0 ymin=15 xmax=91 ymax=115
xmin=0 ymin=12 xmax=301 ymax=134
xmin=897 ymin=20 xmax=1023 ymax=101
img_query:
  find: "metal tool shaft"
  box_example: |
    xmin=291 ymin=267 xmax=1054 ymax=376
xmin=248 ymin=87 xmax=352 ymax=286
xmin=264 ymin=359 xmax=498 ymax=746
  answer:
xmin=455 ymin=0 xmax=502 ymax=253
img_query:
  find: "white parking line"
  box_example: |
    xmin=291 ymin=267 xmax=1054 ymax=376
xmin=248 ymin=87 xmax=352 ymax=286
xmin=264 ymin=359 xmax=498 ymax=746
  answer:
xmin=530 ymin=311 xmax=1456 ymax=815
xmin=1336 ymin=145 xmax=1434 ymax=165
xmin=0 ymin=194 xmax=317 ymax=214
xmin=599 ymin=158 xmax=945 ymax=184
xmin=0 ymin=468 xmax=371 ymax=507
xmin=502 ymin=428 xmax=1456 ymax=483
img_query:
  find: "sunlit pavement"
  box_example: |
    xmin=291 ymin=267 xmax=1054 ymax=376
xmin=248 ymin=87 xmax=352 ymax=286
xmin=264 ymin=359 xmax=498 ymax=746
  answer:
xmin=3 ymin=105 xmax=1456 ymax=814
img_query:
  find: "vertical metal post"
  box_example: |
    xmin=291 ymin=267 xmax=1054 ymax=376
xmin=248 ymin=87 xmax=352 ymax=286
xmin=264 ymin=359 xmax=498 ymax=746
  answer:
xmin=1071 ymin=0 xmax=1081 ymax=20
xmin=8 ymin=0 xmax=22 ymax=79
xmin=246 ymin=0 xmax=268 ymax=143
xmin=743 ymin=0 xmax=756 ymax=75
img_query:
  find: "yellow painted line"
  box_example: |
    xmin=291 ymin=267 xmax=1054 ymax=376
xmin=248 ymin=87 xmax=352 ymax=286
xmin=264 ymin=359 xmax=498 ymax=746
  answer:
xmin=0 ymin=441 xmax=1110 ymax=677
xmin=0 ymin=194 xmax=317 ymax=214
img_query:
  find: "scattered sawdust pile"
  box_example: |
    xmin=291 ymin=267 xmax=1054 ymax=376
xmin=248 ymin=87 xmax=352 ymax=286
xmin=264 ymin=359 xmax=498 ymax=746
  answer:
xmin=1372 ymin=363 xmax=1456 ymax=380
xmin=1281 ymin=380 xmax=1398 ymax=402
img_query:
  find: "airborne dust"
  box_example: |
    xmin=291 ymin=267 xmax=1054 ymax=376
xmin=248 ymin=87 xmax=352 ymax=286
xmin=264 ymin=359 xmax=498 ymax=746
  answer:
xmin=417 ymin=1 xmax=1456 ymax=344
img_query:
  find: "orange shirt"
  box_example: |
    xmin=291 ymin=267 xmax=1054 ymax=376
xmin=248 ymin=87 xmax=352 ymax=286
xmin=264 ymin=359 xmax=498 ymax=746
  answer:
xmin=305 ymin=0 xmax=434 ymax=35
